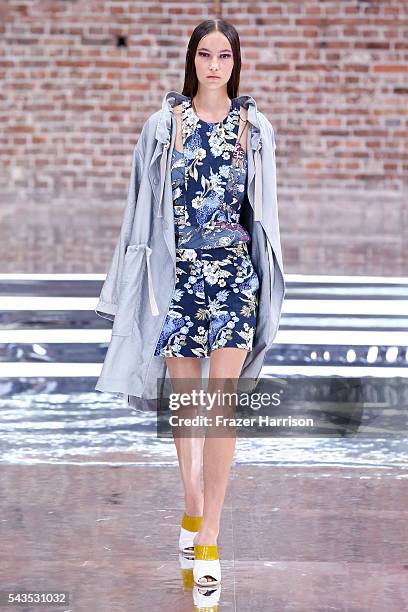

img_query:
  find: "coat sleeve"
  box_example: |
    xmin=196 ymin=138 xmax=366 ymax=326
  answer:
xmin=95 ymin=138 xmax=145 ymax=322
xmin=264 ymin=116 xmax=276 ymax=150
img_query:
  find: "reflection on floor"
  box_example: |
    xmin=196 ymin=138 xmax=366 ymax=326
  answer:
xmin=0 ymin=462 xmax=407 ymax=611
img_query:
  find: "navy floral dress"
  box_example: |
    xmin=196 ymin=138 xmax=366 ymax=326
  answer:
xmin=154 ymin=97 xmax=260 ymax=358
xmin=174 ymin=96 xmax=250 ymax=248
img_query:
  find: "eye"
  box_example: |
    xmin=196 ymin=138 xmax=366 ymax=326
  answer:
xmin=198 ymin=52 xmax=232 ymax=59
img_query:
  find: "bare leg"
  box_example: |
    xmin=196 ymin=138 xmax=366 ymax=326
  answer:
xmin=194 ymin=347 xmax=248 ymax=585
xmin=166 ymin=356 xmax=205 ymax=519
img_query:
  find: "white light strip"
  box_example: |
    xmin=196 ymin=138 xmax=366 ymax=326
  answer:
xmin=278 ymin=330 xmax=408 ymax=345
xmin=1 ymin=273 xmax=408 ymax=284
xmin=283 ymin=300 xmax=408 ymax=315
xmin=0 ymin=274 xmax=106 ymax=280
xmin=262 ymin=365 xmax=408 ymax=377
xmin=287 ymin=274 xmax=408 ymax=284
xmin=0 ymin=329 xmax=408 ymax=345
xmin=0 ymin=330 xmax=112 ymax=342
xmin=0 ymin=297 xmax=99 ymax=311
xmin=1 ymin=297 xmax=408 ymax=316
xmin=0 ymin=363 xmax=103 ymax=376
xmin=0 ymin=362 xmax=406 ymax=378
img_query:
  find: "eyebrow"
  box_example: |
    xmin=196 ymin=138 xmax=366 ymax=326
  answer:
xmin=198 ymin=47 xmax=232 ymax=53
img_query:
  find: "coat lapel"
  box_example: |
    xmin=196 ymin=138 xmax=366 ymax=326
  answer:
xmin=148 ymin=92 xmax=190 ymax=220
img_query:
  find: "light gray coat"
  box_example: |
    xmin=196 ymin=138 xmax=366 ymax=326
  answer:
xmin=94 ymin=91 xmax=286 ymax=403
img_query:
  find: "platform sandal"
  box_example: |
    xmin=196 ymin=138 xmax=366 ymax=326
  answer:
xmin=179 ymin=512 xmax=203 ymax=555
xmin=193 ymin=544 xmax=221 ymax=587
xmin=193 ymin=583 xmax=221 ymax=609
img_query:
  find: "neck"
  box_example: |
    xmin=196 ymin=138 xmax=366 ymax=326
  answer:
xmin=192 ymin=87 xmax=231 ymax=117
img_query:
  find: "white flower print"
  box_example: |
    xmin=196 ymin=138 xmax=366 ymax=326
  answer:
xmin=172 ymin=97 xmax=251 ymax=249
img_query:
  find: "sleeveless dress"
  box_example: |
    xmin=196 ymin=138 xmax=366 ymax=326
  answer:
xmin=154 ymin=97 xmax=260 ymax=358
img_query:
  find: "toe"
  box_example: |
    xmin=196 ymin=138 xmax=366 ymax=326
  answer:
xmin=198 ymin=575 xmax=214 ymax=585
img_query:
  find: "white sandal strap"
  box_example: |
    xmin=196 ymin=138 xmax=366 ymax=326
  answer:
xmin=193 ymin=584 xmax=221 ymax=607
xmin=193 ymin=558 xmax=221 ymax=584
xmin=179 ymin=526 xmax=198 ymax=551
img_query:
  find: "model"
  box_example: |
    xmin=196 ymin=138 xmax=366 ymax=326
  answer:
xmin=94 ymin=18 xmax=286 ymax=590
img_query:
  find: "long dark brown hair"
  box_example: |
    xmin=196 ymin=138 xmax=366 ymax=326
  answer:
xmin=181 ymin=19 xmax=241 ymax=100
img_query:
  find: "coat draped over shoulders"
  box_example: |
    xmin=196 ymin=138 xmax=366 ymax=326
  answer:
xmin=94 ymin=90 xmax=286 ymax=406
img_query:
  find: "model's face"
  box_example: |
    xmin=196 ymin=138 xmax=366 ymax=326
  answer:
xmin=194 ymin=31 xmax=234 ymax=91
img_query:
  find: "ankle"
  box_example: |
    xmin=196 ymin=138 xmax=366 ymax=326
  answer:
xmin=185 ymin=498 xmax=204 ymax=518
xmin=195 ymin=524 xmax=219 ymax=542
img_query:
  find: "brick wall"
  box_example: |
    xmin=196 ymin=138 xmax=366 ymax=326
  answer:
xmin=1 ymin=1 xmax=407 ymax=275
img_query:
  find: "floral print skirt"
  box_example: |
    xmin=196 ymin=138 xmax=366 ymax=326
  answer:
xmin=153 ymin=242 xmax=260 ymax=358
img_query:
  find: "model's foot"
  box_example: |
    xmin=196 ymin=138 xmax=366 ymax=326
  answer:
xmin=184 ymin=527 xmax=217 ymax=554
xmin=193 ymin=525 xmax=218 ymax=546
xmin=193 ymin=529 xmax=219 ymax=585
xmin=182 ymin=505 xmax=203 ymax=553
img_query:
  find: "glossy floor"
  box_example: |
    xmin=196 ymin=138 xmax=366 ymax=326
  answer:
xmin=1 ymin=460 xmax=408 ymax=611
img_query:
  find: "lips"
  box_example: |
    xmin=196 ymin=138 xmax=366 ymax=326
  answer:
xmin=207 ymin=75 xmax=220 ymax=79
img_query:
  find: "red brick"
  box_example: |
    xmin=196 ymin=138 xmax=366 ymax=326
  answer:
xmin=0 ymin=0 xmax=406 ymax=276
